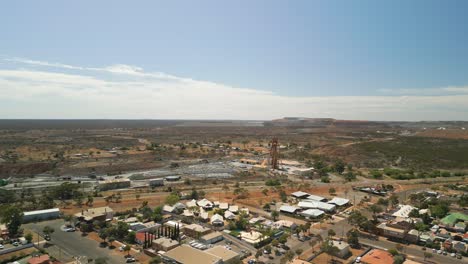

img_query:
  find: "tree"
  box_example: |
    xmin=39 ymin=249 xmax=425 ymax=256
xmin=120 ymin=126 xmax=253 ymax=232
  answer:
xmin=263 ymin=203 xmax=271 ymax=211
xmin=347 ymin=211 xmax=366 ymax=228
xmin=108 ymin=236 xmax=116 ymax=248
xmin=271 ymin=210 xmax=279 ymax=221
xmin=86 ymin=195 xmax=94 ymax=206
xmin=430 ymin=202 xmax=449 ymax=219
xmin=149 ymin=256 xmax=162 ymax=264
xmin=346 ymin=229 xmax=359 ymax=248
xmin=327 ymin=229 xmax=336 ymax=238
xmin=345 ymin=171 xmax=356 ymax=181
xmin=123 ymin=244 xmax=131 ymax=257
xmin=43 ymin=226 xmax=55 ymax=241
xmin=393 ymin=255 xmax=405 ymax=264
xmin=423 ymin=252 xmax=433 ymax=261
xmin=334 ymin=160 xmax=345 ymax=175
xmin=99 ymin=228 xmax=108 ymax=244
xmin=389 ymin=194 xmax=399 ymax=208
xmin=368 ymin=204 xmax=383 ymax=219
xmin=25 ymin=233 xmax=33 ymax=243
xmin=321 ymin=239 xmax=339 ymax=261
xmin=262 ymin=189 xmax=269 ymax=196
xmin=328 ymin=187 xmax=336 ymax=195
xmin=0 ymin=206 xmax=23 ymax=236
xmin=165 ymin=193 xmax=180 ymax=206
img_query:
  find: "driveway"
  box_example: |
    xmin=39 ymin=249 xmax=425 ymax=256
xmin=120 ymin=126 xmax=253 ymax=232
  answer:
xmin=24 ymin=219 xmax=126 ymax=264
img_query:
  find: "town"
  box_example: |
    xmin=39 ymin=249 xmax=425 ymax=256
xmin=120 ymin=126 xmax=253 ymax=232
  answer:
xmin=1 ymin=128 xmax=467 ymax=264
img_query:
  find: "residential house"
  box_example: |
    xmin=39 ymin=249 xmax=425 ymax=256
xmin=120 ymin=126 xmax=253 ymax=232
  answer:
xmin=75 ymin=207 xmax=114 ymax=223
xmin=211 ymin=214 xmax=224 ymax=226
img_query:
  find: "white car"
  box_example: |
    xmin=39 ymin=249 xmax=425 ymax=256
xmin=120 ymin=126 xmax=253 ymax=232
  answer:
xmin=0 ymin=244 xmax=4 ymax=249
xmin=65 ymin=227 xmax=76 ymax=232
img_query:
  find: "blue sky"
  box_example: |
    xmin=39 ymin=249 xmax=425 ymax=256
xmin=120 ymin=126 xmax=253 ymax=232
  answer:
xmin=1 ymin=0 xmax=468 ymax=120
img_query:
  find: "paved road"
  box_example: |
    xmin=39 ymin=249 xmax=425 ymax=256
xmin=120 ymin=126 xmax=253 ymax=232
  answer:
xmin=25 ymin=219 xmax=125 ymax=264
xmin=360 ymin=238 xmax=467 ymax=264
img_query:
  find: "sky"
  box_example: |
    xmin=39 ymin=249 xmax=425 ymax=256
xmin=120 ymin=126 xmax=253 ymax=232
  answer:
xmin=1 ymin=0 xmax=468 ymax=120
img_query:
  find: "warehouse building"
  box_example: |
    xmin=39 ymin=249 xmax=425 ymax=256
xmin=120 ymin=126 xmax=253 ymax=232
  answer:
xmin=149 ymin=178 xmax=164 ymax=187
xmin=200 ymin=231 xmax=224 ymax=244
xmin=23 ymin=208 xmax=60 ymax=223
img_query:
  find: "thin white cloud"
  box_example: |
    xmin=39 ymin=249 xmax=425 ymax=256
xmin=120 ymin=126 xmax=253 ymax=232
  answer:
xmin=379 ymin=86 xmax=468 ymax=95
xmin=1 ymin=57 xmax=468 ymax=120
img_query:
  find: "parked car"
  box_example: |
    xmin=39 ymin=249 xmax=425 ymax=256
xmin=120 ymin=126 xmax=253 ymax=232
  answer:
xmin=0 ymin=244 xmax=4 ymax=249
xmin=421 ymin=247 xmax=426 ymax=251
xmin=65 ymin=227 xmax=76 ymax=232
xmin=450 ymin=253 xmax=456 ymax=257
xmin=437 ymin=250 xmax=442 ymax=254
xmin=12 ymin=242 xmax=19 ymax=246
xmin=125 ymin=257 xmax=136 ymax=263
xmin=281 ymin=245 xmax=290 ymax=250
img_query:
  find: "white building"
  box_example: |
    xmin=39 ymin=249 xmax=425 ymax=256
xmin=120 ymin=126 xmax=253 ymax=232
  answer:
xmin=23 ymin=208 xmax=60 ymax=223
xmin=298 ymin=200 xmax=336 ymax=212
xmin=300 ymin=209 xmax=325 ymax=218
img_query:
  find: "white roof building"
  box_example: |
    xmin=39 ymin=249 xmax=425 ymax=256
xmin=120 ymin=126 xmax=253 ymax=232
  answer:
xmin=273 ymin=220 xmax=297 ymax=229
xmin=224 ymin=211 xmax=236 ymax=220
xmin=211 ymin=214 xmax=224 ymax=225
xmin=219 ymin=203 xmax=229 ymax=210
xmin=198 ymin=199 xmax=214 ymax=209
xmin=328 ymin=197 xmax=349 ymax=207
xmin=279 ymin=205 xmax=299 ymax=214
xmin=228 ymin=205 xmax=239 ymax=213
xmin=249 ymin=216 xmax=265 ymax=224
xmin=306 ymin=194 xmax=326 ymax=202
xmin=240 ymin=231 xmax=267 ymax=244
xmin=392 ymin=205 xmax=417 ymax=218
xmin=291 ymin=191 xmax=310 ymax=198
xmin=163 ymin=205 xmax=175 ymax=213
xmin=300 ymin=209 xmax=325 ymax=218
xmin=298 ymin=200 xmax=336 ymax=212
xmin=186 ymin=199 xmax=197 ymax=208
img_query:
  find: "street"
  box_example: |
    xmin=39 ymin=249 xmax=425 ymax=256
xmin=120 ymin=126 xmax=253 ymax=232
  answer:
xmin=24 ymin=219 xmax=126 ymax=264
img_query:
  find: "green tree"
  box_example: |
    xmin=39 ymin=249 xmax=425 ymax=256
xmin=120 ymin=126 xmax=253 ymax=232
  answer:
xmin=0 ymin=206 xmax=23 ymax=236
xmin=123 ymin=244 xmax=131 ymax=257
xmin=327 ymin=229 xmax=336 ymax=237
xmin=346 ymin=229 xmax=360 ymax=248
xmin=334 ymin=160 xmax=346 ymax=175
xmin=271 ymin=210 xmax=279 ymax=221
xmin=328 ymin=187 xmax=336 ymax=195
xmin=423 ymin=252 xmax=433 ymax=261
xmin=24 ymin=233 xmax=33 ymax=243
xmin=43 ymin=226 xmax=55 ymax=240
xmin=165 ymin=193 xmax=180 ymax=206
xmin=149 ymin=256 xmax=162 ymax=264
xmin=368 ymin=204 xmax=383 ymax=220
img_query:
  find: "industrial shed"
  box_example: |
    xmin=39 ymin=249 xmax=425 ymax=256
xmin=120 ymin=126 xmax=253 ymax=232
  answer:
xmin=23 ymin=208 xmax=60 ymax=223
